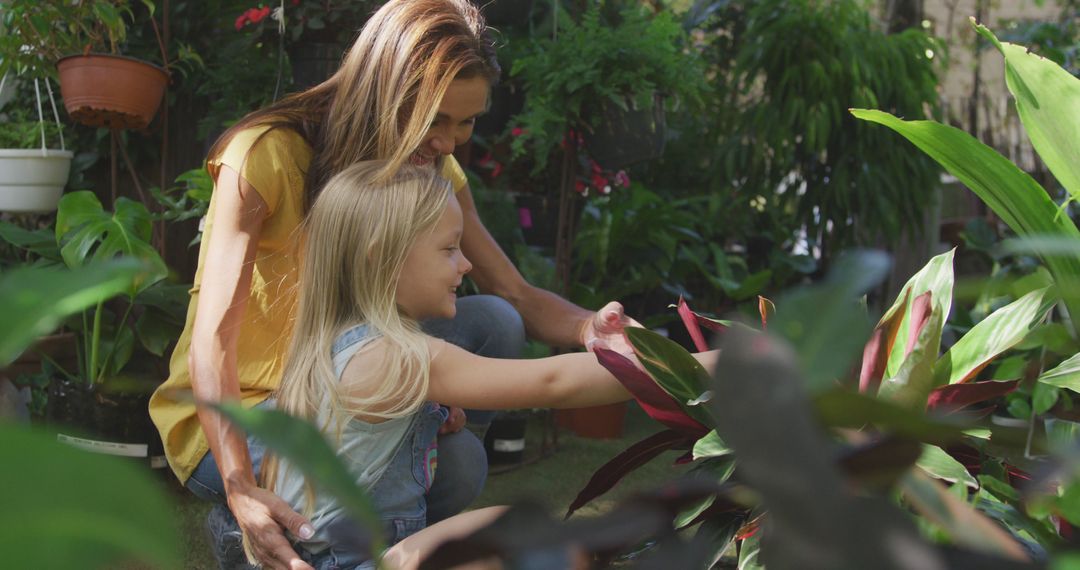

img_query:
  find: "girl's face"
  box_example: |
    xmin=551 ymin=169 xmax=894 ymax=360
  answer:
xmin=396 ymin=193 xmax=472 ymax=319
xmin=410 ymin=76 xmax=490 ymax=167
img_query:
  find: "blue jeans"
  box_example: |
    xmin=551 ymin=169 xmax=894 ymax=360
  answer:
xmin=187 ymin=295 xmax=525 ymax=569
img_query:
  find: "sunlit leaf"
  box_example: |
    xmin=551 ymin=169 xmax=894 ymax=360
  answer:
xmin=859 ymin=287 xmax=909 ymax=394
xmin=1038 ymin=352 xmax=1080 ymax=394
xmin=935 ymin=287 xmax=1056 ymax=385
xmin=926 ymin=380 xmax=1020 ymax=413
xmin=883 ymin=250 xmax=955 ymax=378
xmin=917 ymin=444 xmax=978 ymax=489
xmin=878 ymin=309 xmax=942 ymax=409
xmin=851 ymin=109 xmax=1080 ymax=335
xmin=974 ymin=22 xmax=1080 ymax=202
xmin=692 ymin=430 xmax=733 ymax=460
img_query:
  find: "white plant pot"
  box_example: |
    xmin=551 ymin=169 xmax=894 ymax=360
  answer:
xmin=0 ymin=149 xmax=74 ymax=213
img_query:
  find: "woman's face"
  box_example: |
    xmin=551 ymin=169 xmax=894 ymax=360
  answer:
xmin=410 ymin=76 xmax=489 ymax=167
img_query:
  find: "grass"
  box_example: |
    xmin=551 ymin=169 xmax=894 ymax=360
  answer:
xmin=172 ymin=402 xmax=688 ymax=568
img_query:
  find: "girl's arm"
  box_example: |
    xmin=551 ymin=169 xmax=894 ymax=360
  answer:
xmin=188 ymin=165 xmax=313 ymax=570
xmin=426 ymin=340 xmax=714 ymax=411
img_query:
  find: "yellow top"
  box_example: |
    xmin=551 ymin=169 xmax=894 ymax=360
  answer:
xmin=149 ymin=125 xmax=468 ymax=482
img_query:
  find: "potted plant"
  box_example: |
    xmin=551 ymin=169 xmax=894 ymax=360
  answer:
xmin=0 ymin=191 xmax=188 ymax=468
xmin=1 ymin=0 xmax=169 ymax=130
xmin=0 ymin=105 xmax=73 ymax=212
xmin=509 ymin=4 xmax=706 ymax=171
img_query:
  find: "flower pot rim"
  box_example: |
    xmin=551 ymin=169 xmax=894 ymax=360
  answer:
xmin=57 ymin=53 xmax=168 ymax=76
xmin=0 ymin=148 xmax=75 ymax=158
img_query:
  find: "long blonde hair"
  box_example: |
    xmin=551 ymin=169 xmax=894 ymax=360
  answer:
xmin=279 ymin=161 xmax=451 ymax=425
xmin=207 ymin=0 xmax=498 ymax=212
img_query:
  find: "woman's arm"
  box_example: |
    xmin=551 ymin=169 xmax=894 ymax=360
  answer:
xmin=458 ymin=185 xmax=618 ymax=348
xmin=188 ymin=165 xmax=314 ymax=570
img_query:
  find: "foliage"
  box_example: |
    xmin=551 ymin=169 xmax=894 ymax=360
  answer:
xmin=509 ymin=3 xmax=707 ymax=172
xmin=150 ymin=165 xmax=213 ymax=246
xmin=648 ymin=0 xmax=941 ymax=258
xmin=234 ymin=0 xmax=378 ymax=44
xmin=0 ymin=191 xmax=188 ymax=383
xmin=0 ymin=0 xmax=156 ymax=79
xmin=0 ymin=105 xmax=68 ymax=149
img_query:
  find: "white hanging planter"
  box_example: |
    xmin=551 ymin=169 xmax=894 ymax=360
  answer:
xmin=0 ymin=149 xmax=74 ymax=213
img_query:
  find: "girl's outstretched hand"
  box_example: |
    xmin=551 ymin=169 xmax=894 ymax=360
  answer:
xmin=581 ymin=301 xmax=642 ymax=354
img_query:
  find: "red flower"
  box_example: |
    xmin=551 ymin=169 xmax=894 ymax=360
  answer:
xmin=291 ymin=0 xmax=300 ymax=4
xmin=235 ymin=13 xmax=247 ymax=30
xmin=249 ymin=6 xmax=271 ymax=24
xmin=491 ymin=162 xmax=503 ymax=179
xmin=511 ymin=127 xmax=526 ymax=137
xmin=574 ymin=180 xmax=587 ymax=194
xmin=591 ymin=174 xmax=607 ymax=190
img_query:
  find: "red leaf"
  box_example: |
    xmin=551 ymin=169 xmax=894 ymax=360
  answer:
xmin=905 ymin=291 xmax=933 ymax=358
xmin=565 ymin=429 xmax=695 ymax=519
xmin=858 ymin=288 xmax=911 ymax=394
xmin=926 ymin=380 xmax=1020 ymax=413
xmin=594 ymin=348 xmax=709 ymax=436
xmin=677 ymin=296 xmax=709 ymax=352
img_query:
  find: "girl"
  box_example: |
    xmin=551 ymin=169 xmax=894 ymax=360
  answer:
xmin=264 ymin=162 xmax=706 ymax=569
xmin=149 ymin=1 xmax=637 ymax=567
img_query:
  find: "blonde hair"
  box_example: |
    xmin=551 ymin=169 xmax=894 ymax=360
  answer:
xmin=261 ymin=161 xmax=452 ymax=507
xmin=208 ymin=0 xmax=498 ymax=211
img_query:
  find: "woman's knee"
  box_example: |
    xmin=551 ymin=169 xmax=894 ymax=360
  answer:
xmin=456 ymin=295 xmax=525 ymax=359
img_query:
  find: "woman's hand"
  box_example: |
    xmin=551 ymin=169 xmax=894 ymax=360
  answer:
xmin=580 ymin=301 xmax=643 ymax=354
xmin=227 ymin=483 xmax=316 ymax=570
xmin=438 ymin=406 xmax=467 ymax=435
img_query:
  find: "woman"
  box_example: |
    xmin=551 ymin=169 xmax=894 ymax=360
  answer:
xmin=149 ymin=1 xmax=634 ymax=568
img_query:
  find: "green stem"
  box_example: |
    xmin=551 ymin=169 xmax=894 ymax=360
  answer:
xmin=89 ymin=301 xmax=103 ymax=384
xmin=96 ymin=302 xmax=135 ymax=384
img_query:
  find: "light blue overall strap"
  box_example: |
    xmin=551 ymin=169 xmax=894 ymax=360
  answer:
xmin=331 ymin=324 xmax=377 ymax=380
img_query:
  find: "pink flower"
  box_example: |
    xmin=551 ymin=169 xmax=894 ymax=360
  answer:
xmin=491 ymin=162 xmax=503 ymax=179
xmin=590 ymin=160 xmax=602 ymax=174
xmin=614 ymin=170 xmax=630 ymax=188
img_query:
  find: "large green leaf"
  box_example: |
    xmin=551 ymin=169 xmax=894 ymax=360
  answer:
xmin=975 ymin=23 xmax=1080 ymax=202
xmin=0 ymin=260 xmax=145 ymax=366
xmin=1039 ymin=352 xmax=1080 ymax=394
xmin=692 ymin=430 xmax=733 ymax=460
xmin=55 ymin=192 xmax=166 ymax=294
xmin=934 ymin=287 xmax=1057 ymax=385
xmin=0 ymin=426 xmax=179 ymax=569
xmin=884 ymin=250 xmax=955 ymax=378
xmin=215 ymin=404 xmax=386 ymax=557
xmin=626 ymin=327 xmax=716 ymax=426
xmin=851 ymin=109 xmax=1080 ymax=333
xmin=916 ymin=444 xmax=978 ymax=489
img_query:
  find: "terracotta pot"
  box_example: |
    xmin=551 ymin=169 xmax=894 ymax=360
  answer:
xmin=556 ymin=402 xmax=627 ymax=439
xmin=56 ymin=54 xmax=168 ymax=130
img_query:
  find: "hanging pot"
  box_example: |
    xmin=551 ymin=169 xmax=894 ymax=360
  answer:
xmin=0 ymin=149 xmax=73 ymax=212
xmin=56 ymin=54 xmax=168 ymax=130
xmin=583 ymin=93 xmax=666 ymax=170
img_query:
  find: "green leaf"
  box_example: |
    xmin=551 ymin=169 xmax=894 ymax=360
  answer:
xmin=851 ymin=109 xmax=1080 ymax=334
xmin=814 ymin=389 xmax=967 ymax=446
xmin=0 ymin=426 xmax=179 ymax=569
xmin=883 ymin=250 xmax=955 ymax=378
xmin=878 ymin=309 xmax=943 ymax=409
xmin=626 ymin=327 xmax=715 ymax=426
xmin=935 ymin=287 xmax=1056 ymax=385
xmin=692 ymin=430 xmax=733 ymax=460
xmin=215 ymin=404 xmax=386 ymax=557
xmin=1039 ymin=352 xmax=1080 ymax=394
xmin=0 ymin=261 xmax=145 ymax=366
xmin=55 ymin=192 xmax=166 ymax=294
xmin=974 ymin=22 xmax=1080 ymax=202
xmin=917 ymin=444 xmax=978 ymax=489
